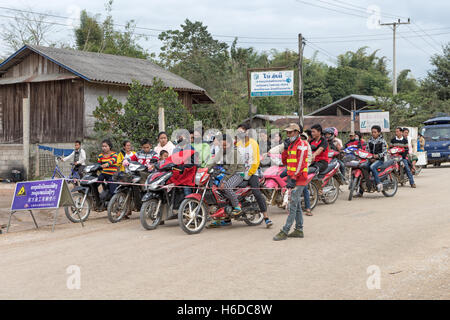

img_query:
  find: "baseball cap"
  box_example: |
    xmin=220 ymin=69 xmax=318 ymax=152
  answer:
xmin=284 ymin=123 xmax=301 ymax=132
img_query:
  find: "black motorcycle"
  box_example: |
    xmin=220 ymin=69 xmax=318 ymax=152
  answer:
xmin=64 ymin=163 xmax=113 ymax=223
xmin=139 ymin=165 xmax=189 ymax=230
xmin=107 ymin=161 xmax=148 ymax=223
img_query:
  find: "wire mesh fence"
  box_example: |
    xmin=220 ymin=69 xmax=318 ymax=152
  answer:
xmin=38 ymin=149 xmax=73 ymax=179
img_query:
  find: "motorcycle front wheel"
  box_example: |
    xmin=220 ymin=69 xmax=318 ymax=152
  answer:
xmin=178 ymin=198 xmax=207 ymax=235
xmin=348 ymin=175 xmax=360 ymax=201
xmin=322 ymin=177 xmax=340 ymax=204
xmin=64 ymin=192 xmax=91 ymax=223
xmin=382 ymin=174 xmax=398 ymax=197
xmin=139 ymin=199 xmax=163 ymax=230
xmin=107 ymin=191 xmax=130 ymax=223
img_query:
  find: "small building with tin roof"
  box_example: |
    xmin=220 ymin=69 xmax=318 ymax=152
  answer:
xmin=0 ymin=45 xmax=213 ymax=177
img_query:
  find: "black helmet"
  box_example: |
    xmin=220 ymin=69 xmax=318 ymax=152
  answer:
xmin=323 ymin=127 xmax=335 ymax=140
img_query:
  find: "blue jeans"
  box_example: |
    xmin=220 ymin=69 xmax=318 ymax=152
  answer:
xmin=282 ymin=185 xmax=305 ymax=234
xmin=303 ymin=185 xmax=311 ymax=210
xmin=369 ymin=160 xmax=384 ymax=185
xmin=401 ymin=158 xmax=415 ymax=185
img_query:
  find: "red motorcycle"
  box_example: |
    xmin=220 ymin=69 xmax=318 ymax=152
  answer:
xmin=388 ymin=146 xmax=409 ymax=186
xmin=347 ymin=149 xmax=399 ymax=201
xmin=261 ymin=153 xmax=319 ymax=210
xmin=177 ymin=167 xmax=265 ymax=235
xmin=310 ymin=151 xmax=343 ymax=205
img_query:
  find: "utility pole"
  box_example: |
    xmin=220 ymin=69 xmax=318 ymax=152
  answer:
xmin=379 ymin=18 xmax=410 ymax=95
xmin=298 ymin=33 xmax=305 ymax=127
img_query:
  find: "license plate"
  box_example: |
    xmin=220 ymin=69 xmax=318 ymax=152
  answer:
xmin=431 ymin=153 xmax=441 ymax=157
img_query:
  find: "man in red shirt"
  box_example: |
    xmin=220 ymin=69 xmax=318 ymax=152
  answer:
xmin=273 ymin=123 xmax=309 ymax=241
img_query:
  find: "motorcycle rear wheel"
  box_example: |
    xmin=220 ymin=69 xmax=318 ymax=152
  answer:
xmin=178 ymin=198 xmax=207 ymax=235
xmin=107 ymin=191 xmax=130 ymax=223
xmin=306 ymin=183 xmax=319 ymax=210
xmin=140 ymin=199 xmax=162 ymax=230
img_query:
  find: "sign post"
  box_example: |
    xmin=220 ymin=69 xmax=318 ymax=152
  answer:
xmin=247 ymin=67 xmax=294 ymax=128
xmin=359 ymin=111 xmax=390 ymax=133
xmin=7 ymin=179 xmax=80 ymax=233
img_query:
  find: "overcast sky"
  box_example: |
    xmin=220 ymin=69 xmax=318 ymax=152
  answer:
xmin=1 ymin=0 xmax=449 ymax=80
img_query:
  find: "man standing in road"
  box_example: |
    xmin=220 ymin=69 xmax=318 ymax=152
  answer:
xmin=273 ymin=123 xmax=309 ymax=241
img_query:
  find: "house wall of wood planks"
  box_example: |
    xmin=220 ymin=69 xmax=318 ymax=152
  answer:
xmin=1 ymin=52 xmax=71 ymax=78
xmin=0 ymin=80 xmax=84 ymax=144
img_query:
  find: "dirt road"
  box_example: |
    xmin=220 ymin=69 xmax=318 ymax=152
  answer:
xmin=0 ymin=166 xmax=449 ymax=300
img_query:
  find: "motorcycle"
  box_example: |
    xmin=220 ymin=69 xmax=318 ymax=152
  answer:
xmin=64 ymin=163 xmax=114 ymax=223
xmin=311 ymin=153 xmax=343 ymax=205
xmin=107 ymin=161 xmax=148 ymax=223
xmin=388 ymin=146 xmax=409 ymax=186
xmin=261 ymin=153 xmax=319 ymax=211
xmin=139 ymin=150 xmax=196 ymax=230
xmin=347 ymin=149 xmax=399 ymax=201
xmin=177 ymin=167 xmax=265 ymax=235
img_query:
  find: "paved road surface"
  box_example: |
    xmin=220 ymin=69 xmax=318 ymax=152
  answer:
xmin=0 ymin=166 xmax=449 ymax=299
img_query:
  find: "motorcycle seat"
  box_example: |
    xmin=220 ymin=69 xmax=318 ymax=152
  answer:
xmin=307 ymin=166 xmax=320 ymax=174
xmin=319 ymin=163 xmax=337 ymax=176
xmin=378 ymin=159 xmax=395 ymax=170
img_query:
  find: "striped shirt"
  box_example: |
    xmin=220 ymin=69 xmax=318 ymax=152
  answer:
xmin=97 ymin=152 xmax=118 ymax=175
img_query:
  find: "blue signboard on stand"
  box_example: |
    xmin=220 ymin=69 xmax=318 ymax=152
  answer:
xmin=7 ymin=179 xmax=78 ymax=233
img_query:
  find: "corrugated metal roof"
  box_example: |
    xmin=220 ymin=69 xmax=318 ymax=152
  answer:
xmin=0 ymin=45 xmax=214 ymax=103
xmin=307 ymin=94 xmax=376 ymax=116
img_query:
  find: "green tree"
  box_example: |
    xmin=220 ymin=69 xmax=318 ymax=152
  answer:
xmin=158 ymin=19 xmax=229 ymax=94
xmin=74 ymin=0 xmax=150 ymax=59
xmin=422 ymin=43 xmax=449 ymax=100
xmin=324 ymin=47 xmax=391 ymax=101
xmin=397 ymin=69 xmax=419 ymax=93
xmin=93 ymin=79 xmax=193 ymax=145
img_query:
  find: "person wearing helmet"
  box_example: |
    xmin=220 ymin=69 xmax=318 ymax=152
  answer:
xmin=323 ymin=128 xmax=338 ymax=151
xmin=324 ymin=128 xmax=347 ymax=183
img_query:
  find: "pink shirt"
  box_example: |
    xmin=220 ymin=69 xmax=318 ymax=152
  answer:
xmin=154 ymin=141 xmax=176 ymax=156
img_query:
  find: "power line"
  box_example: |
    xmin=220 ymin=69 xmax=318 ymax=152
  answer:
xmin=412 ymin=22 xmax=444 ymax=50
xmin=330 ymin=0 xmax=409 ymax=20
xmin=295 ymin=0 xmax=367 ymax=19
xmin=308 ymin=31 xmax=450 ymax=43
xmin=307 ymin=27 xmax=450 ymax=39
xmin=406 ymin=24 xmax=440 ymax=52
xmin=398 ymin=33 xmax=434 ymax=56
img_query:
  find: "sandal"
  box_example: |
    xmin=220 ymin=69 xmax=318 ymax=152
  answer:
xmin=304 ymin=209 xmax=313 ymax=216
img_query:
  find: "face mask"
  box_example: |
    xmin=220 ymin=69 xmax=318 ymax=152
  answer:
xmin=289 ymin=135 xmax=298 ymax=143
xmin=237 ymin=132 xmax=246 ymax=140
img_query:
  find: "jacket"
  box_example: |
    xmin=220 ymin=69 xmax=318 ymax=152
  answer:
xmin=281 ymin=137 xmax=309 ymax=186
xmin=367 ymin=135 xmax=387 ymax=160
xmin=236 ymin=138 xmax=260 ymax=177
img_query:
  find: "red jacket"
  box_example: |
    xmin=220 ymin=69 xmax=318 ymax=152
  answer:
xmin=282 ymin=138 xmax=309 ymax=186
